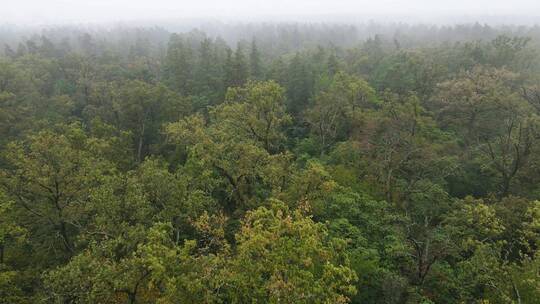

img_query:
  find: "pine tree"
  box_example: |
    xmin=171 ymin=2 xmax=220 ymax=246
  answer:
xmin=249 ymin=39 xmax=263 ymax=80
xmin=224 ymin=43 xmax=248 ymax=88
xmin=286 ymin=53 xmax=312 ymax=116
xmin=233 ymin=43 xmax=248 ymax=87
xmin=165 ymin=34 xmax=194 ymax=95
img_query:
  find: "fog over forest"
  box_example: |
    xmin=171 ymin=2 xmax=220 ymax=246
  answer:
xmin=2 ymin=0 xmax=540 ymax=25
xmin=3 ymin=1 xmax=540 ymax=304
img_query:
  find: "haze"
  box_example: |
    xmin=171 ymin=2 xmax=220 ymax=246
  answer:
xmin=3 ymin=0 xmax=540 ymax=25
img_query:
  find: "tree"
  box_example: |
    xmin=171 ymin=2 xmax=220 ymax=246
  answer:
xmin=479 ymin=116 xmax=539 ymax=198
xmin=445 ymin=197 xmax=540 ymax=303
xmin=0 ymin=191 xmax=27 ymax=304
xmin=0 ymin=92 xmax=30 ymax=148
xmin=0 ymin=124 xmax=112 ymax=258
xmin=224 ymin=43 xmax=248 ymax=89
xmin=166 ymin=81 xmax=292 ymax=212
xmin=306 ymin=71 xmax=377 ymax=155
xmin=0 ymin=191 xmax=25 ymax=265
xmin=0 ymin=59 xmax=41 ymax=145
xmin=165 ymin=34 xmax=194 ymax=95
xmin=113 ymin=80 xmax=190 ymax=163
xmin=435 ymin=66 xmax=539 ymax=197
xmin=434 ymin=66 xmax=523 ymax=146
xmin=193 ymin=38 xmax=224 ymax=105
xmin=372 ymin=50 xmax=445 ymax=98
xmin=280 ymin=160 xmax=407 ymax=303
xmin=221 ymin=202 xmax=358 ymax=303
xmin=166 ymin=113 xmax=290 ymax=213
xmin=222 ymin=80 xmax=291 ymax=153
xmin=490 ymin=35 xmax=531 ymax=68
xmin=45 ymin=223 xmax=176 ymax=304
xmin=249 ymin=39 xmax=263 ymax=80
xmin=457 ymin=243 xmax=540 ymax=304
xmin=285 ymin=53 xmax=313 ymax=116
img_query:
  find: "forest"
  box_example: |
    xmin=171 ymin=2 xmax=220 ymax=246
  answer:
xmin=1 ymin=22 xmax=540 ymax=303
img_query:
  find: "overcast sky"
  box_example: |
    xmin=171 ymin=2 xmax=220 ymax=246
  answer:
xmin=3 ymin=0 xmax=540 ymax=25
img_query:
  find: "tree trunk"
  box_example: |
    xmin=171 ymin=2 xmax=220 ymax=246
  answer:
xmin=0 ymin=243 xmax=4 ymax=264
xmin=127 ymin=292 xmax=137 ymax=304
xmin=59 ymin=221 xmax=73 ymax=254
xmin=512 ymin=280 xmax=522 ymax=304
xmin=137 ymin=121 xmax=145 ymax=163
xmin=385 ymin=168 xmax=394 ymax=203
xmin=500 ymin=176 xmax=511 ymax=199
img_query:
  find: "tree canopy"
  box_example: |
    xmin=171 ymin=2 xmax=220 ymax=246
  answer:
xmin=1 ymin=23 xmax=540 ymax=303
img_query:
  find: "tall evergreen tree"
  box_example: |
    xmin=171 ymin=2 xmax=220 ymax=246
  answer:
xmin=249 ymin=39 xmax=263 ymax=80
xmin=165 ymin=34 xmax=194 ymax=95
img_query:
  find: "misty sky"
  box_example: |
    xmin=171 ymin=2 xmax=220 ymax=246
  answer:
xmin=3 ymin=0 xmax=540 ymax=25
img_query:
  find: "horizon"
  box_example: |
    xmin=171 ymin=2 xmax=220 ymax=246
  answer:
xmin=3 ymin=0 xmax=540 ymax=27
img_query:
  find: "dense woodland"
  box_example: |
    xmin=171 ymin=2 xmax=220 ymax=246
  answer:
xmin=1 ymin=22 xmax=540 ymax=303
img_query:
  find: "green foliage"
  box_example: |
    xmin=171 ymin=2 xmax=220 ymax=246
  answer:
xmin=223 ymin=80 xmax=292 ymax=152
xmin=306 ymin=71 xmax=377 ymax=154
xmin=1 ymin=124 xmax=113 ymax=258
xmin=223 ymin=202 xmax=358 ymax=303
xmin=2 ymin=24 xmax=540 ymax=304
